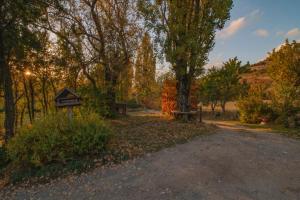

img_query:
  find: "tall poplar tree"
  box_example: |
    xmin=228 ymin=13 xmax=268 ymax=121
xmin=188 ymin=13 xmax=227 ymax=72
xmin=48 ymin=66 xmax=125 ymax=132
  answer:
xmin=138 ymin=0 xmax=233 ymax=112
xmin=135 ymin=33 xmax=156 ymax=106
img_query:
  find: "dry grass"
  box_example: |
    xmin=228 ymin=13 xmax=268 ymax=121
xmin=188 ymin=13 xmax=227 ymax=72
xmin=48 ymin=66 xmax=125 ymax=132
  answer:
xmin=201 ymin=102 xmax=239 ymax=121
xmin=240 ymin=123 xmax=300 ymax=139
xmin=108 ymin=111 xmax=215 ymax=159
xmin=0 ymin=111 xmax=215 ymax=186
xmin=202 ymin=101 xmax=238 ymax=112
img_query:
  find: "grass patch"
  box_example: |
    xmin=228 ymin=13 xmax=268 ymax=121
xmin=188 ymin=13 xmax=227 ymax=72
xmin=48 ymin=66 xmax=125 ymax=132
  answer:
xmin=0 ymin=111 xmax=214 ymax=188
xmin=7 ymin=158 xmax=94 ymax=185
xmin=241 ymin=123 xmax=300 ymax=139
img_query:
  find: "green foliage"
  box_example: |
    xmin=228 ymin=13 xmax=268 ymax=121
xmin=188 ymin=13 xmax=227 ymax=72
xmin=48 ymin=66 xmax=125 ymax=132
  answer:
xmin=138 ymin=0 xmax=233 ymax=72
xmin=0 ymin=146 xmax=9 ymax=169
xmin=238 ymin=96 xmax=272 ymax=124
xmin=135 ymin=33 xmax=158 ymax=107
xmin=7 ymin=112 xmax=112 ymax=167
xmin=199 ymin=67 xmax=221 ymax=110
xmin=126 ymin=99 xmax=142 ymax=109
xmin=199 ymin=57 xmax=249 ymax=113
xmin=138 ymin=0 xmax=233 ymax=111
xmin=1 ymin=0 xmax=48 ymax=56
xmin=267 ymin=40 xmax=300 ymax=126
xmin=218 ymin=58 xmax=250 ymax=103
xmin=237 ymin=85 xmax=274 ymax=124
xmin=78 ymin=86 xmax=113 ymax=117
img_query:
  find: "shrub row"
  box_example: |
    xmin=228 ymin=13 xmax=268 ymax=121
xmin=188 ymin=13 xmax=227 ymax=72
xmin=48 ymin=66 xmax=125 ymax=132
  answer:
xmin=7 ymin=112 xmax=112 ymax=167
xmin=237 ymin=96 xmax=274 ymax=124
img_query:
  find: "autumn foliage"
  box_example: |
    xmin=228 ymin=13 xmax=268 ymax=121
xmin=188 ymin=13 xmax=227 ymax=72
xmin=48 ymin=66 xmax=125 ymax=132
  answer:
xmin=161 ymin=80 xmax=198 ymax=115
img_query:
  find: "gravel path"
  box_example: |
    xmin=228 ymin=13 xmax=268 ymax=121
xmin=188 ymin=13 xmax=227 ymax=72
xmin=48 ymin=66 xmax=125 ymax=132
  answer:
xmin=1 ymin=126 xmax=300 ymax=200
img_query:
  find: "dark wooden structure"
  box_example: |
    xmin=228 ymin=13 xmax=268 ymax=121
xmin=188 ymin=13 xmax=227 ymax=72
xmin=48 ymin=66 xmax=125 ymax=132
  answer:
xmin=55 ymin=88 xmax=81 ymax=108
xmin=115 ymin=103 xmax=127 ymax=115
xmin=55 ymin=88 xmax=81 ymax=119
xmin=172 ymin=106 xmax=202 ymax=122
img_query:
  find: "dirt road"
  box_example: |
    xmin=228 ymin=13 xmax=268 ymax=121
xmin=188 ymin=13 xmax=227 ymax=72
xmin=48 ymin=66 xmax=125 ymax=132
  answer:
xmin=1 ymin=124 xmax=300 ymax=200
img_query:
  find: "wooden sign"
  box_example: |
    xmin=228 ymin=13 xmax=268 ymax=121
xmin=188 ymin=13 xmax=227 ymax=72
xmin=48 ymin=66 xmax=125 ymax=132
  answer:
xmin=55 ymin=88 xmax=81 ymax=108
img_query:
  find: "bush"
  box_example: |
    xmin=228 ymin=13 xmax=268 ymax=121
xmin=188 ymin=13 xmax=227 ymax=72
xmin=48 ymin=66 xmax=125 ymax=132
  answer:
xmin=126 ymin=99 xmax=142 ymax=109
xmin=161 ymin=80 xmax=198 ymax=115
xmin=7 ymin=112 xmax=112 ymax=167
xmin=237 ymin=96 xmax=273 ymax=124
xmin=0 ymin=146 xmax=9 ymax=169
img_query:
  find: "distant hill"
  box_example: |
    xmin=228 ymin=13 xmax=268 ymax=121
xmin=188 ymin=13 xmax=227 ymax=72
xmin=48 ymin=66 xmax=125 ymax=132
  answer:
xmin=241 ymin=60 xmax=272 ymax=88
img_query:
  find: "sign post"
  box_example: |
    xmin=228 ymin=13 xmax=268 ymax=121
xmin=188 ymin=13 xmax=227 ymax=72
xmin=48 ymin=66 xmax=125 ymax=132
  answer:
xmin=55 ymin=88 xmax=81 ymax=120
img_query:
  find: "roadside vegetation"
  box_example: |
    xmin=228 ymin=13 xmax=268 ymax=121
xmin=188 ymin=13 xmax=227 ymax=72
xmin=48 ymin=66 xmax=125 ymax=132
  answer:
xmin=0 ymin=112 xmax=213 ymax=187
xmin=242 ymin=123 xmax=300 ymax=139
xmin=0 ymin=0 xmax=233 ymax=186
xmin=198 ymin=40 xmax=300 ymax=133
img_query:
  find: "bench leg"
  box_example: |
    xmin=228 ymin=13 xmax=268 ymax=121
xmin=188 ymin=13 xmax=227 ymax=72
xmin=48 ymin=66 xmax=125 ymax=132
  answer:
xmin=198 ymin=107 xmax=202 ymax=123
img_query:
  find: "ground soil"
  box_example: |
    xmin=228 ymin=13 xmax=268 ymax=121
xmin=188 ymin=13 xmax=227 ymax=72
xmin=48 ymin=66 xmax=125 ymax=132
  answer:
xmin=1 ymin=113 xmax=300 ymax=200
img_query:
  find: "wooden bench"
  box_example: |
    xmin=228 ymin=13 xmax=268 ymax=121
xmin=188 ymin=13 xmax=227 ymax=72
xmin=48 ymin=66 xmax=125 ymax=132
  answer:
xmin=115 ymin=103 xmax=127 ymax=115
xmin=171 ymin=110 xmax=202 ymax=122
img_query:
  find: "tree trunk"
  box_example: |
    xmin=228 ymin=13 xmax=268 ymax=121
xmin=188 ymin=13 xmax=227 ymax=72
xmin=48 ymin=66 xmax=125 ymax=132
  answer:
xmin=41 ymin=79 xmax=48 ymax=115
xmin=20 ymin=105 xmax=25 ymax=127
xmin=14 ymin=83 xmax=19 ymax=128
xmin=104 ymin=66 xmax=117 ymax=116
xmin=211 ymin=103 xmax=216 ymax=114
xmin=175 ymin=58 xmax=191 ymax=113
xmin=14 ymin=103 xmax=18 ymax=129
xmin=2 ymin=65 xmax=15 ymax=143
xmin=29 ymin=78 xmax=35 ymax=120
xmin=22 ymin=76 xmax=32 ymax=123
xmin=221 ymin=101 xmax=226 ymax=113
xmin=176 ymin=74 xmax=190 ymax=112
xmin=0 ymin=32 xmax=15 ymax=143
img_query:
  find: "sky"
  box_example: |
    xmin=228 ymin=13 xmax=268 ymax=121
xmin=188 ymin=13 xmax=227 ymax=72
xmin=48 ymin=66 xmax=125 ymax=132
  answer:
xmin=207 ymin=0 xmax=300 ymax=68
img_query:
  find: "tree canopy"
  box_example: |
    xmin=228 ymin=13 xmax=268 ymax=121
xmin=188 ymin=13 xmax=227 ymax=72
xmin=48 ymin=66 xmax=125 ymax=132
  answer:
xmin=138 ymin=0 xmax=233 ymax=112
xmin=0 ymin=0 xmax=51 ymax=142
xmin=199 ymin=57 xmax=249 ymax=113
xmin=267 ymin=40 xmax=300 ymax=125
xmin=135 ymin=33 xmax=157 ymax=107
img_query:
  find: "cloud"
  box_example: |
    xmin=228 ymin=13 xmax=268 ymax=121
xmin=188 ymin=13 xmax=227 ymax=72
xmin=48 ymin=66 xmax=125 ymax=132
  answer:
xmin=254 ymin=29 xmax=269 ymax=37
xmin=286 ymin=28 xmax=300 ymax=37
xmin=249 ymin=9 xmax=263 ymax=20
xmin=217 ymin=9 xmax=262 ymax=40
xmin=276 ymin=31 xmax=284 ymax=36
xmin=217 ymin=17 xmax=246 ymax=39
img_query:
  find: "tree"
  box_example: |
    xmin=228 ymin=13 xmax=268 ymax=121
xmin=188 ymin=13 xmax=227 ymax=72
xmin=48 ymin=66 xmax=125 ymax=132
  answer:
xmin=0 ymin=0 xmax=48 ymax=143
xmin=198 ymin=67 xmax=220 ymax=113
xmin=117 ymin=62 xmax=134 ymax=102
xmin=138 ymin=0 xmax=233 ymax=112
xmin=267 ymin=40 xmax=300 ymax=126
xmin=218 ymin=58 xmax=249 ymax=113
xmin=199 ymin=57 xmax=249 ymax=113
xmin=135 ymin=33 xmax=156 ymax=107
xmin=47 ymin=0 xmax=141 ymax=116
xmin=237 ymin=84 xmax=272 ymax=124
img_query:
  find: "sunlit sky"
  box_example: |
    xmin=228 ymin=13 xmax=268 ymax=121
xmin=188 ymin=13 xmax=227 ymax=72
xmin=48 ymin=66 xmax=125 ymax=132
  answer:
xmin=207 ymin=0 xmax=300 ymax=68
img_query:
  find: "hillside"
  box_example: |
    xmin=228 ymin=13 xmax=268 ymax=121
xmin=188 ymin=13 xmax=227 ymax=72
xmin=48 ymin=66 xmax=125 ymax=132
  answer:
xmin=242 ymin=60 xmax=272 ymax=87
